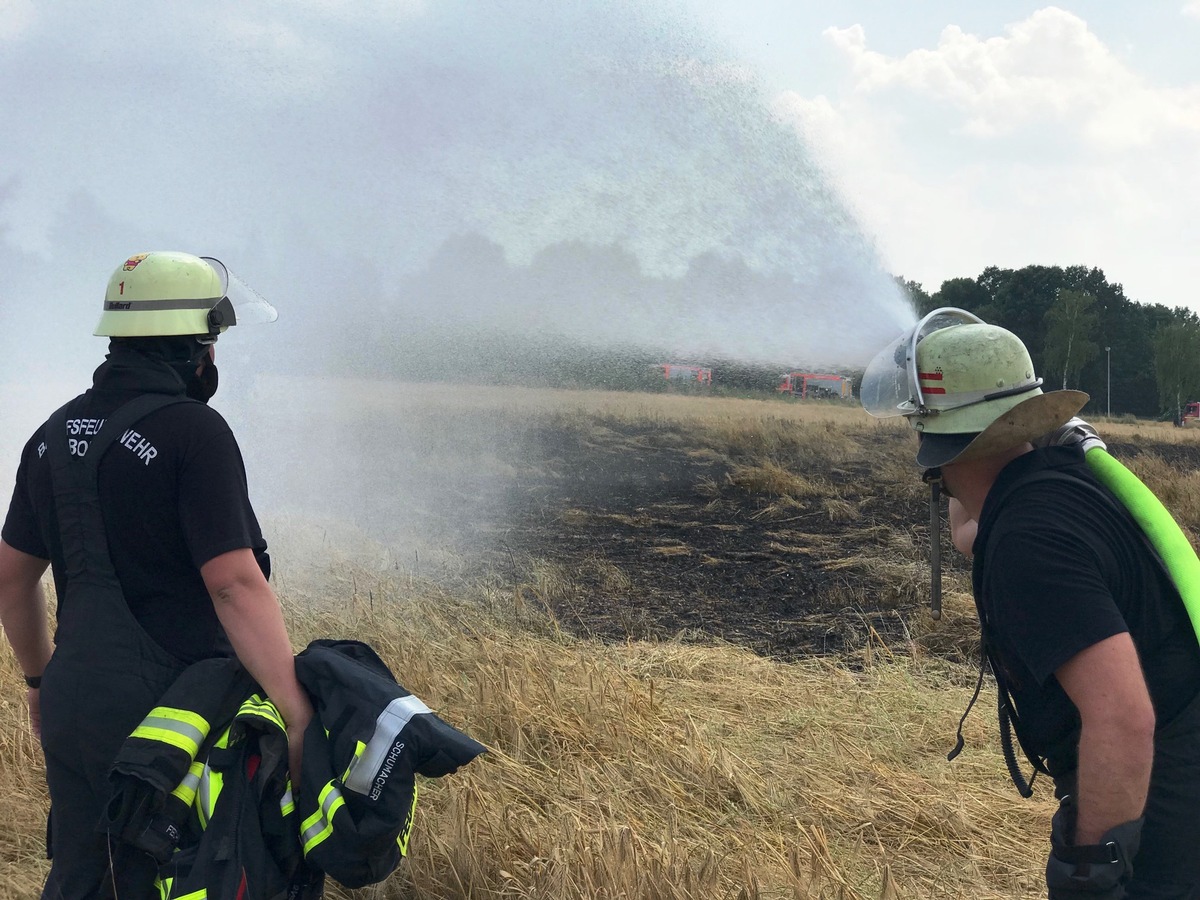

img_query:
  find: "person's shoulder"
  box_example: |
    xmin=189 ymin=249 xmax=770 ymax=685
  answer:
xmin=140 ymin=399 xmax=239 ymax=446
xmin=982 ymin=451 xmax=1088 ymax=535
xmin=16 ymin=423 xmax=49 ymax=467
xmin=985 ymin=457 xmax=1123 ymax=572
xmin=147 ymin=398 xmax=230 ymax=426
xmin=15 ymin=402 xmax=69 ymax=464
xmin=995 ymin=447 xmax=1097 ymax=504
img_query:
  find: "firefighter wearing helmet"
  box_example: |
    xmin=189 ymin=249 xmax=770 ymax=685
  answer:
xmin=864 ymin=310 xmax=1200 ymax=896
xmin=0 ymin=252 xmax=314 ymax=896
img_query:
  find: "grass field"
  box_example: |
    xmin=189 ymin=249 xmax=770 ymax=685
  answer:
xmin=3 ymin=382 xmax=1200 ymax=898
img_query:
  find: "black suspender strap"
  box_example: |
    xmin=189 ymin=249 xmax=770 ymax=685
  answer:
xmin=45 ymin=394 xmax=195 ymax=585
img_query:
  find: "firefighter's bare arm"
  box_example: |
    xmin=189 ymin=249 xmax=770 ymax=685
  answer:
xmin=202 ymin=548 xmax=314 ymax=777
xmin=0 ymin=540 xmax=53 ymax=736
xmin=947 ymin=498 xmax=977 ymax=556
xmin=1055 ymin=632 xmax=1154 ymax=845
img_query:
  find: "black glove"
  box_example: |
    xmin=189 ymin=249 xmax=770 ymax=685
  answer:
xmin=1046 ymin=798 xmax=1142 ymax=898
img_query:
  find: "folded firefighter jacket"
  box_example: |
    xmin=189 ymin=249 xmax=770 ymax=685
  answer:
xmin=106 ymin=638 xmax=488 ymax=897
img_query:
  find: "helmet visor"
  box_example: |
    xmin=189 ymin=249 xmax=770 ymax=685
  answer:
xmin=202 ymin=257 xmax=278 ymax=325
xmin=861 ymin=307 xmax=985 ymax=418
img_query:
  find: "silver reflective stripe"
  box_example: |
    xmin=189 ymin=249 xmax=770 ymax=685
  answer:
xmin=172 ymin=767 xmax=202 ymax=804
xmin=132 ymin=712 xmax=207 ymax=757
xmin=342 ymin=695 xmax=432 ymax=795
xmin=103 ymin=297 xmax=221 ymax=311
xmin=197 ymin=765 xmax=215 ymax=826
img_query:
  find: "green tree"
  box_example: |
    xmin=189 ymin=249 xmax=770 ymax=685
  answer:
xmin=1043 ymin=290 xmax=1099 ymax=390
xmin=1154 ymin=320 xmax=1200 ymax=423
xmin=932 ymin=276 xmax=990 ymax=316
xmin=982 ymin=266 xmax=1064 ymax=367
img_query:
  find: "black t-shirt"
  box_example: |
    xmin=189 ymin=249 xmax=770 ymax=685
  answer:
xmin=1 ymin=349 xmax=269 ymax=664
xmin=974 ymin=446 xmax=1200 ymax=772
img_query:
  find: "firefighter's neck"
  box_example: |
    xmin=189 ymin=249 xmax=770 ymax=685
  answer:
xmin=942 ymin=442 xmax=1034 ymax=521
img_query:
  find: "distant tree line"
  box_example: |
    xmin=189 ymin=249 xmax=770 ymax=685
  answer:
xmin=296 ymin=231 xmax=871 ymax=398
xmin=896 ymin=266 xmax=1200 ymax=421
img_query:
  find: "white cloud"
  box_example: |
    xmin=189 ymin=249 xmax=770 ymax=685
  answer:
xmin=772 ymin=7 xmax=1200 ymax=309
xmin=822 ymin=8 xmax=1200 ymax=149
xmin=1184 ymin=1 xmax=1200 ymax=20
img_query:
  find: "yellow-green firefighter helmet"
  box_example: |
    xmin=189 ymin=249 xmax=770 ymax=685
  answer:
xmin=94 ymin=251 xmax=278 ymax=339
xmin=862 ymin=308 xmax=1089 ymax=467
xmin=910 ymin=323 xmax=1042 ymax=434
xmin=95 ymin=252 xmax=232 ymax=338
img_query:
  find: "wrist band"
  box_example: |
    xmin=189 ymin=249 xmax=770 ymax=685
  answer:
xmin=23 ymin=675 xmax=41 ymax=689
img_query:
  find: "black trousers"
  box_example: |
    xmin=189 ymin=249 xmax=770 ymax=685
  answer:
xmin=39 ymin=652 xmax=177 ymax=900
xmin=40 ymin=740 xmax=158 ymax=900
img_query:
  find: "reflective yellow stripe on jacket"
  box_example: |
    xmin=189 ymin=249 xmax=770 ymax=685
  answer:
xmin=300 ymin=780 xmax=346 ymax=856
xmin=170 ymin=761 xmax=206 ymax=809
xmin=131 ymin=707 xmax=211 ymax=758
xmin=239 ymin=693 xmax=286 ymax=731
xmin=190 ymin=693 xmax=292 ymax=827
xmin=397 ymin=783 xmax=419 ymax=856
xmin=156 ymin=873 xmax=206 ymax=900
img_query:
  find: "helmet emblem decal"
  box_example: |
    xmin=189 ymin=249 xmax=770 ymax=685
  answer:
xmin=122 ymin=253 xmax=149 ymax=271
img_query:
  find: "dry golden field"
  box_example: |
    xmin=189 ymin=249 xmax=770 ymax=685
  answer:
xmin=3 ymin=382 xmax=1200 ymax=898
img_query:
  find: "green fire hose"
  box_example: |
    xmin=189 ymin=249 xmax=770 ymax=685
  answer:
xmin=1084 ymin=447 xmax=1200 ymax=643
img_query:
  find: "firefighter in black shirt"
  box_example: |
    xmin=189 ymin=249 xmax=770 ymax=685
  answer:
xmin=0 ymin=251 xmax=313 ymax=898
xmin=863 ymin=310 xmax=1200 ymax=898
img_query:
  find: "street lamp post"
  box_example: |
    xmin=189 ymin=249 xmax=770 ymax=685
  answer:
xmin=1106 ymin=346 xmax=1111 ymax=419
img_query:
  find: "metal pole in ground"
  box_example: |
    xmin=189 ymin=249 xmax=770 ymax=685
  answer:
xmin=1106 ymin=346 xmax=1111 ymax=419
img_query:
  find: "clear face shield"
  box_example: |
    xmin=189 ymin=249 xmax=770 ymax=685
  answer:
xmin=199 ymin=257 xmax=279 ymax=340
xmin=860 ymin=307 xmax=986 ymax=419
